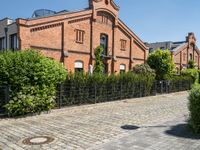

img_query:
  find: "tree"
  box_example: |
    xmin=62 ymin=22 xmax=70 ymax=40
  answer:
xmin=188 ymin=60 xmax=196 ymax=69
xmin=147 ymin=49 xmax=175 ymax=80
xmin=94 ymin=46 xmax=104 ymax=74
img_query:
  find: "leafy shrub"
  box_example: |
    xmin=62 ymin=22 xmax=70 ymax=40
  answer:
xmin=181 ymin=69 xmax=199 ymax=84
xmin=147 ymin=50 xmax=175 ymax=80
xmin=0 ymin=50 xmax=67 ymax=116
xmin=133 ymin=63 xmax=156 ymax=77
xmin=188 ymin=60 xmax=196 ymax=69
xmin=188 ymin=85 xmax=200 ymax=134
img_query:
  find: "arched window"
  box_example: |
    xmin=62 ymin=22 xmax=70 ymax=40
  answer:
xmin=100 ymin=34 xmax=108 ymax=56
xmin=74 ymin=61 xmax=83 ymax=73
xmin=190 ymin=53 xmax=193 ymax=60
xmin=120 ymin=64 xmax=126 ymax=74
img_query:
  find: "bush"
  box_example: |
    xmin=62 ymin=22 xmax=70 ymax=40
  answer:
xmin=188 ymin=60 xmax=196 ymax=69
xmin=188 ymin=85 xmax=200 ymax=134
xmin=0 ymin=50 xmax=67 ymax=116
xmin=133 ymin=63 xmax=156 ymax=77
xmin=147 ymin=50 xmax=175 ymax=80
xmin=181 ymin=69 xmax=199 ymax=84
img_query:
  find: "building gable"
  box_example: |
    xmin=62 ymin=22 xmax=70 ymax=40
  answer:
xmin=89 ymin=0 xmax=119 ymax=12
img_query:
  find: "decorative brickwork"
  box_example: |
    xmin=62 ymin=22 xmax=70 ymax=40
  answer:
xmin=16 ymin=0 xmax=148 ymax=73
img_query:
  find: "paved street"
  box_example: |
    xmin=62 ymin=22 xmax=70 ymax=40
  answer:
xmin=0 ymin=91 xmax=199 ymax=150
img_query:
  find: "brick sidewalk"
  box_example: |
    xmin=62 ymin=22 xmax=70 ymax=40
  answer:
xmin=0 ymin=92 xmax=196 ymax=150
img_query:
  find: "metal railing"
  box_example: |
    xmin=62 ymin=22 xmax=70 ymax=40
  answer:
xmin=56 ymin=79 xmax=193 ymax=108
xmin=0 ymin=86 xmax=9 ymax=114
xmin=0 ymin=79 xmax=193 ymax=113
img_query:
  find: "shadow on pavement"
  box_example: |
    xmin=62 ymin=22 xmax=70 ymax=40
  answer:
xmin=165 ymin=124 xmax=200 ymax=140
xmin=121 ymin=125 xmax=140 ymax=130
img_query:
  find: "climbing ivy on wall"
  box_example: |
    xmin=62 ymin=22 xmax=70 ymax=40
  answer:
xmin=94 ymin=46 xmax=104 ymax=74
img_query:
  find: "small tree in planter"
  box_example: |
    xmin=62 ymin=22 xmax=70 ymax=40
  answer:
xmin=0 ymin=50 xmax=67 ymax=116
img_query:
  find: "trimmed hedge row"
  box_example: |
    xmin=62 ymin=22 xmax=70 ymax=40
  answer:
xmin=56 ymin=72 xmax=193 ymax=107
xmin=57 ymin=72 xmax=155 ymax=106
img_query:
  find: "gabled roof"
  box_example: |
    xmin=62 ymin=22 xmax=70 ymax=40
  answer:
xmin=148 ymin=41 xmax=186 ymax=52
xmin=118 ymin=19 xmax=148 ymax=50
xmin=148 ymin=40 xmax=200 ymax=55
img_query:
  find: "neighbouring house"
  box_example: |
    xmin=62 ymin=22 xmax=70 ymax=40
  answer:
xmin=147 ymin=33 xmax=200 ymax=71
xmin=0 ymin=18 xmax=18 ymax=51
xmin=0 ymin=0 xmax=148 ymax=74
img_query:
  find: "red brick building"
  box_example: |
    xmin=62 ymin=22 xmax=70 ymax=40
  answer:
xmin=0 ymin=0 xmax=148 ymax=73
xmin=148 ymin=33 xmax=200 ymax=71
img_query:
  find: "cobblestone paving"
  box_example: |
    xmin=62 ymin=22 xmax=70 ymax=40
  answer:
xmin=0 ymin=92 xmax=197 ymax=150
xmin=92 ymin=117 xmax=200 ymax=150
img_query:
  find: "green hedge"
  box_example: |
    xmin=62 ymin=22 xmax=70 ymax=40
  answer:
xmin=0 ymin=50 xmax=67 ymax=116
xmin=189 ymin=85 xmax=200 ymax=134
xmin=59 ymin=72 xmax=155 ymax=106
xmin=181 ymin=69 xmax=199 ymax=84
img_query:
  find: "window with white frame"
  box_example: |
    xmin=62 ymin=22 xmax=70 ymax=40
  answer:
xmin=75 ymin=61 xmax=84 ymax=73
xmin=120 ymin=64 xmax=126 ymax=73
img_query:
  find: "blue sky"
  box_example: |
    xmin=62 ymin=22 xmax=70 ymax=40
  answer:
xmin=1 ymin=0 xmax=200 ymax=46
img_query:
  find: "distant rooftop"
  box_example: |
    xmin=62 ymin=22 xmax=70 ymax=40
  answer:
xmin=147 ymin=41 xmax=186 ymax=53
xmin=32 ymin=9 xmax=70 ymax=18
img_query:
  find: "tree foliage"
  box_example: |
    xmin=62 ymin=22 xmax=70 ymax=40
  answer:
xmin=147 ymin=49 xmax=175 ymax=80
xmin=0 ymin=50 xmax=67 ymax=116
xmin=188 ymin=60 xmax=196 ymax=69
xmin=94 ymin=46 xmax=104 ymax=74
xmin=181 ymin=69 xmax=199 ymax=84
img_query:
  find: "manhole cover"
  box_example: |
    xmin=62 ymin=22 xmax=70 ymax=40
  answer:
xmin=121 ymin=125 xmax=140 ymax=130
xmin=22 ymin=136 xmax=54 ymax=145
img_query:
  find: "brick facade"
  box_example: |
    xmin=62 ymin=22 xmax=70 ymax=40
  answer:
xmin=148 ymin=33 xmax=200 ymax=72
xmin=172 ymin=33 xmax=200 ymax=71
xmin=15 ymin=0 xmax=148 ymax=74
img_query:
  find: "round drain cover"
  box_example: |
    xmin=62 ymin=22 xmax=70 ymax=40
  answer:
xmin=22 ymin=136 xmax=54 ymax=145
xmin=121 ymin=125 xmax=140 ymax=130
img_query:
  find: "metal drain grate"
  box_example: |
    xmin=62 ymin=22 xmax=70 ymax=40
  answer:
xmin=22 ymin=136 xmax=54 ymax=145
